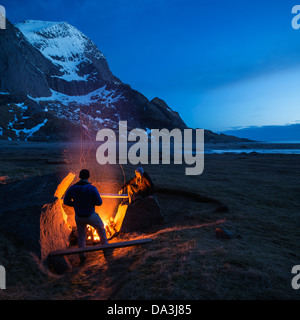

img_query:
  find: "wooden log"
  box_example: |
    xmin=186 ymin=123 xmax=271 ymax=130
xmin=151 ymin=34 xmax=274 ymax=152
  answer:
xmin=100 ymin=193 xmax=129 ymax=199
xmin=60 ymin=193 xmax=129 ymax=200
xmin=48 ymin=238 xmax=152 ymax=257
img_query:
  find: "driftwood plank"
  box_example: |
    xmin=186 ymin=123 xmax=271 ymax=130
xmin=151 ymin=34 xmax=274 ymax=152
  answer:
xmin=49 ymin=238 xmax=152 ymax=256
xmin=60 ymin=193 xmax=129 ymax=200
xmin=100 ymin=193 xmax=129 ymax=199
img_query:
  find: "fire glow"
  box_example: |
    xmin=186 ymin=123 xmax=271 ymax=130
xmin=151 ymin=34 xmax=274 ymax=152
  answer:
xmin=58 ymin=172 xmax=128 ymax=246
xmin=87 ymin=217 xmax=117 ymax=243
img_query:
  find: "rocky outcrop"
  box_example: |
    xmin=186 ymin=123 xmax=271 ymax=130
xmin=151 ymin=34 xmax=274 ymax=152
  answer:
xmin=0 ymin=20 xmax=55 ymax=97
xmin=0 ymin=19 xmax=189 ymax=141
xmin=15 ymin=20 xmax=120 ymax=96
xmin=0 ymin=19 xmax=251 ymax=143
xmin=0 ymin=172 xmax=74 ymax=260
xmin=40 ymin=198 xmax=72 ymax=260
xmin=142 ymin=97 xmax=188 ymax=130
xmin=119 ymin=196 xmax=164 ymax=233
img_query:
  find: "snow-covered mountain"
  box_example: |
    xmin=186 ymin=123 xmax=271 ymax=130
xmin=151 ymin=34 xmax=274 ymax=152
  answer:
xmin=0 ymin=19 xmax=189 ymax=141
xmin=0 ymin=19 xmax=250 ymax=143
xmin=15 ymin=20 xmax=119 ymax=84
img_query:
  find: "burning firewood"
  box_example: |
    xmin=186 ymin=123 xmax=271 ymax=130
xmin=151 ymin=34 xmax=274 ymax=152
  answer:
xmin=86 ymin=219 xmax=118 ymax=244
xmin=86 ymin=225 xmax=94 ymax=245
xmin=105 ymin=217 xmax=118 ymax=238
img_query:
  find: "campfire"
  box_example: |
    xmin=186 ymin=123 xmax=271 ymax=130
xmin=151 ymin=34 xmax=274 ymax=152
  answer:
xmin=86 ymin=217 xmax=118 ymax=244
xmin=39 ymin=171 xmax=164 ymax=259
xmin=105 ymin=217 xmax=118 ymax=238
xmin=83 ymin=191 xmax=130 ymax=244
xmin=57 ymin=172 xmax=130 ymax=245
xmin=68 ymin=203 xmax=127 ymax=246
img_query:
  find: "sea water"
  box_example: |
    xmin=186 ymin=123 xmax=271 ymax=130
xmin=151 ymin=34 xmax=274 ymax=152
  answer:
xmin=204 ymin=149 xmax=300 ymax=154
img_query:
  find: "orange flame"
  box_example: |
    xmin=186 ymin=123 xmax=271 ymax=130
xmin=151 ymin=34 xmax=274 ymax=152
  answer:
xmin=86 ymin=217 xmax=118 ymax=243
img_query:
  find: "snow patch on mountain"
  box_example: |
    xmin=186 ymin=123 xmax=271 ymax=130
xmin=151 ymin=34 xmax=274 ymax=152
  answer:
xmin=15 ymin=20 xmax=58 ymax=33
xmin=28 ymin=85 xmax=125 ymax=107
xmin=12 ymin=119 xmax=48 ymax=141
xmin=16 ymin=20 xmax=105 ymax=82
xmin=0 ymin=19 xmax=188 ymax=141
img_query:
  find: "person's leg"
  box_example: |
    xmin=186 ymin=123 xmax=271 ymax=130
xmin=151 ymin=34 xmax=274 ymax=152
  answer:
xmin=75 ymin=216 xmax=87 ymax=262
xmin=88 ymin=213 xmax=114 ymax=257
xmin=127 ymin=184 xmax=139 ymax=203
xmin=88 ymin=213 xmax=108 ymax=245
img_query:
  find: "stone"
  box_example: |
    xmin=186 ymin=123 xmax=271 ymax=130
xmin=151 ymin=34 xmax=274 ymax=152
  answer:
xmin=215 ymin=227 xmax=233 ymax=239
xmin=40 ymin=198 xmax=72 ymax=260
xmin=116 ymin=196 xmax=164 ymax=233
xmin=0 ymin=171 xmax=75 ymax=260
xmin=142 ymin=97 xmax=188 ymax=130
xmin=48 ymin=256 xmax=72 ymax=274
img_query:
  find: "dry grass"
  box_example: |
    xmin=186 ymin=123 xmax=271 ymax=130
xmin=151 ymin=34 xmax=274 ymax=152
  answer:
xmin=0 ymin=142 xmax=299 ymax=299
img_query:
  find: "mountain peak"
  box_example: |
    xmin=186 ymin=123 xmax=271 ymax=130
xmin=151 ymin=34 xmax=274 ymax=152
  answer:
xmin=0 ymin=19 xmax=189 ymax=141
xmin=15 ymin=19 xmax=110 ymax=83
xmin=15 ymin=20 xmax=66 ymax=32
xmin=15 ymin=20 xmax=86 ymax=40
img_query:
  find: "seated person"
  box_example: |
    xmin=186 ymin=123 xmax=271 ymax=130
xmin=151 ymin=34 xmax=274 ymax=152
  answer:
xmin=119 ymin=167 xmax=154 ymax=203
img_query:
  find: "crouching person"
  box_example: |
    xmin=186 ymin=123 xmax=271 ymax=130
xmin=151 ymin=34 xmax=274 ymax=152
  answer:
xmin=64 ymin=169 xmax=110 ymax=263
xmin=119 ymin=167 xmax=154 ymax=204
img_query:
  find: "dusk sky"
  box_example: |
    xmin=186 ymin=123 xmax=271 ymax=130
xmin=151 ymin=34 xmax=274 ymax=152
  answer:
xmin=3 ymin=0 xmax=300 ymax=131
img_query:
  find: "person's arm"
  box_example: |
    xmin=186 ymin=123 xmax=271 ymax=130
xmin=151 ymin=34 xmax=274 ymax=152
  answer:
xmin=63 ymin=187 xmax=74 ymax=207
xmin=93 ymin=187 xmax=102 ymax=206
xmin=119 ymin=177 xmax=135 ymax=194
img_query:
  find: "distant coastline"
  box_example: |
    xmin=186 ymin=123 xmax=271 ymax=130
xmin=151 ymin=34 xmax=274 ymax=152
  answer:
xmin=220 ymin=123 xmax=300 ymax=143
xmin=266 ymin=140 xmax=300 ymax=144
xmin=204 ymin=140 xmax=300 ymax=154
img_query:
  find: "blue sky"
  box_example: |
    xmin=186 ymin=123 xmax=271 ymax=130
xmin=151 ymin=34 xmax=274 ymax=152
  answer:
xmin=3 ymin=0 xmax=300 ymax=131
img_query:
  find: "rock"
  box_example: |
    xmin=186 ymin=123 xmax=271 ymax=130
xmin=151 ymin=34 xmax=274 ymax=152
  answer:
xmin=48 ymin=256 xmax=72 ymax=274
xmin=0 ymin=20 xmax=54 ymax=97
xmin=40 ymin=198 xmax=72 ymax=260
xmin=142 ymin=97 xmax=188 ymax=130
xmin=115 ymin=196 xmax=164 ymax=233
xmin=215 ymin=227 xmax=233 ymax=239
xmin=0 ymin=19 xmax=254 ymax=144
xmin=0 ymin=19 xmax=188 ymax=142
xmin=0 ymin=171 xmax=75 ymax=260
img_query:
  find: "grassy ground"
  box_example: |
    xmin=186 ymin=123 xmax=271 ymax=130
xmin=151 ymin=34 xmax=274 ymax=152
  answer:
xmin=0 ymin=141 xmax=299 ymax=299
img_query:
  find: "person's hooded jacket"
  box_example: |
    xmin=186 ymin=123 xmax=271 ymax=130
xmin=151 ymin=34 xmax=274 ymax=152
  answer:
xmin=64 ymin=180 xmax=102 ymax=217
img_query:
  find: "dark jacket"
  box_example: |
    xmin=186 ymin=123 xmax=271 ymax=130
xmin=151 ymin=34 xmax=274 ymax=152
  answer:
xmin=121 ymin=172 xmax=154 ymax=197
xmin=64 ymin=180 xmax=102 ymax=217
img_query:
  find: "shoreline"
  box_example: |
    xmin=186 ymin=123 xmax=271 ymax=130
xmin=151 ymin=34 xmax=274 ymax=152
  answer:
xmin=1 ymin=140 xmax=300 ymax=157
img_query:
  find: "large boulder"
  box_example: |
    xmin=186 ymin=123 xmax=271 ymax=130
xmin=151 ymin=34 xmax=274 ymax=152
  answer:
xmin=114 ymin=196 xmax=164 ymax=233
xmin=215 ymin=227 xmax=233 ymax=239
xmin=40 ymin=198 xmax=72 ymax=260
xmin=0 ymin=171 xmax=75 ymax=260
